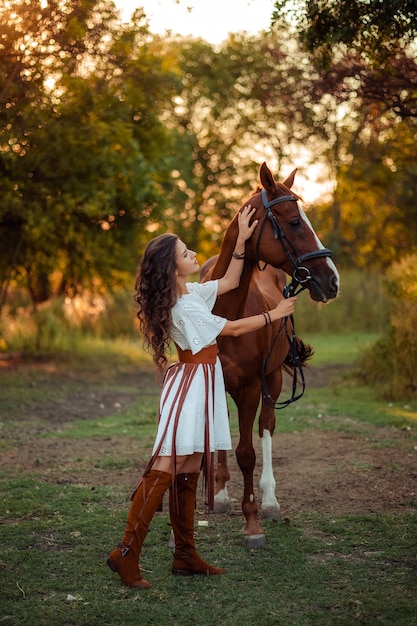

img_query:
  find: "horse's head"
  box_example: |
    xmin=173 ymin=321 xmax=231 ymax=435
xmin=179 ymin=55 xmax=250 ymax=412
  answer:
xmin=244 ymin=162 xmax=339 ymax=303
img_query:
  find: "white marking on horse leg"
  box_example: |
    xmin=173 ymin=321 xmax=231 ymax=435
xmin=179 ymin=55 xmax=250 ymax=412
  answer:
xmin=259 ymin=430 xmax=280 ymax=518
xmin=213 ymin=485 xmax=230 ymax=514
xmin=168 ymin=529 xmax=175 ymax=550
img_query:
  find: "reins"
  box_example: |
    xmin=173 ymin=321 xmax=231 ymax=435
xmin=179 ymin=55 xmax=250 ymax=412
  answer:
xmin=256 ymin=188 xmax=333 ymax=409
xmin=261 ymin=313 xmax=306 ymax=409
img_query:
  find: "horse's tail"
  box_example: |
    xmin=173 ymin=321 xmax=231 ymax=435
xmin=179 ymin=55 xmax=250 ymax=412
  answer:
xmin=282 ymin=337 xmax=314 ymax=375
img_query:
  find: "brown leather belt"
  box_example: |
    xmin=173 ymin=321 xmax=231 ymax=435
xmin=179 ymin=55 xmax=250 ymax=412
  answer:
xmin=176 ymin=344 xmax=218 ymax=364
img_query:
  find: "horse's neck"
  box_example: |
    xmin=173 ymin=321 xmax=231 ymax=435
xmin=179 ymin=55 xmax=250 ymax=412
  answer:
xmin=210 ymin=218 xmax=253 ymax=318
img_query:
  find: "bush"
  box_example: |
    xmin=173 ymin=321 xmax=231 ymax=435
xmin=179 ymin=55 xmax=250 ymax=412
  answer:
xmin=355 ymin=255 xmax=417 ymax=400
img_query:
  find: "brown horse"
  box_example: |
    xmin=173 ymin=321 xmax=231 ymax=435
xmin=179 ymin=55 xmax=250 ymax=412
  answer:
xmin=201 ymin=162 xmax=339 ymax=547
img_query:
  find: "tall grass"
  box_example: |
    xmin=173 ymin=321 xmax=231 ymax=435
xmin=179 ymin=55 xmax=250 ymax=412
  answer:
xmin=1 ymin=270 xmax=388 ymax=355
xmin=0 ymin=289 xmax=139 ymax=354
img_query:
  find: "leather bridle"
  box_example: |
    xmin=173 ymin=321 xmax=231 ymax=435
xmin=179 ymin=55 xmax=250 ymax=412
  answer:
xmin=256 ymin=188 xmax=333 ymax=298
xmin=255 ymin=188 xmax=334 ymax=409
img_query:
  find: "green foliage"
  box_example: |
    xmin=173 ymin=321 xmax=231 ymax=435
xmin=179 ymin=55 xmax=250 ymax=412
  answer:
xmin=150 ymin=30 xmax=321 ymax=252
xmin=272 ymin=1 xmax=417 ymax=274
xmin=1 ymin=0 xmax=416 ymax=320
xmin=0 ymin=0 xmax=179 ymax=307
xmin=273 ymin=0 xmax=417 ymax=60
xmin=327 ymin=118 xmax=417 ymax=269
xmin=356 ymin=254 xmax=417 ymax=400
xmin=305 ymin=109 xmax=417 ymax=270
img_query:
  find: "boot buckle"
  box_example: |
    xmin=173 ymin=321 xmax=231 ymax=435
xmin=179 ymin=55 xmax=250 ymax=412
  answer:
xmin=118 ymin=542 xmax=130 ymax=557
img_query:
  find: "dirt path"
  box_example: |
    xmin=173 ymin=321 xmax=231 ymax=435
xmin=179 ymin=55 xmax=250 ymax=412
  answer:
xmin=1 ymin=359 xmax=416 ymax=519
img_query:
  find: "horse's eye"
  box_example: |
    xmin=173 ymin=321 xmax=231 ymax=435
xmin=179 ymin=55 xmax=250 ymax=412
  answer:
xmin=289 ymin=219 xmax=301 ymax=227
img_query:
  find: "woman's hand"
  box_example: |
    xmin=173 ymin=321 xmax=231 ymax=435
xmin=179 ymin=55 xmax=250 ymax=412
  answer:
xmin=218 ymin=205 xmax=259 ymax=296
xmin=237 ymin=205 xmax=258 ymax=243
xmin=273 ymin=296 xmax=297 ymax=320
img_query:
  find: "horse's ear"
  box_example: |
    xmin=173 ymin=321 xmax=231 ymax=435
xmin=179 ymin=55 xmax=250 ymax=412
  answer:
xmin=282 ymin=168 xmax=297 ymax=189
xmin=259 ymin=162 xmax=276 ymax=194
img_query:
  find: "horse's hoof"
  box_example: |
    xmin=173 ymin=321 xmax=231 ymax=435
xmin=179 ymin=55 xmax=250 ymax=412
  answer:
xmin=213 ymin=487 xmax=230 ymax=514
xmin=212 ymin=500 xmax=229 ymax=514
xmin=261 ymin=506 xmax=281 ymax=521
xmin=245 ymin=533 xmax=266 ymax=549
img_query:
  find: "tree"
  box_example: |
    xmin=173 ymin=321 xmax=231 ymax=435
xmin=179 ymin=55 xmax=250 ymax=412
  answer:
xmin=0 ymin=1 xmax=179 ymax=307
xmin=272 ymin=1 xmax=417 ymax=119
xmin=270 ymin=0 xmax=417 ymax=269
xmin=156 ymin=31 xmax=326 ymax=254
xmin=309 ymin=114 xmax=417 ymax=269
xmin=274 ymin=2 xmax=417 ymax=396
xmin=272 ymin=0 xmax=417 ymax=62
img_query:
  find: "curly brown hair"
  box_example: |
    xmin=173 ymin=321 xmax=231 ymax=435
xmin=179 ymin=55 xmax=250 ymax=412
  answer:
xmin=135 ymin=233 xmax=179 ymax=372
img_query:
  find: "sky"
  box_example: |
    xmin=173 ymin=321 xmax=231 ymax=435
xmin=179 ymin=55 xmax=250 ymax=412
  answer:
xmin=117 ymin=0 xmax=277 ymax=44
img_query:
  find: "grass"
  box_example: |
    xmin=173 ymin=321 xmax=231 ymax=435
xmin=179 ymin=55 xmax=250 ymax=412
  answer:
xmin=1 ymin=481 xmax=416 ymax=626
xmin=274 ymin=385 xmax=417 ymax=434
xmin=51 ymin=403 xmax=161 ymax=441
xmin=303 ymin=332 xmax=380 ymax=365
xmin=1 ymin=332 xmax=417 ymax=625
xmin=2 ymin=477 xmax=416 ymax=626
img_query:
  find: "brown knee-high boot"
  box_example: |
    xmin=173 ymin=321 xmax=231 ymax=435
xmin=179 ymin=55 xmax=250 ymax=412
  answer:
xmin=107 ymin=469 xmax=172 ymax=588
xmin=169 ymin=473 xmax=226 ymax=576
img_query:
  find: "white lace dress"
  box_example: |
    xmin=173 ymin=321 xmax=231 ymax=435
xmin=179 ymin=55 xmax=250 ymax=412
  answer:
xmin=151 ymin=280 xmax=232 ymax=459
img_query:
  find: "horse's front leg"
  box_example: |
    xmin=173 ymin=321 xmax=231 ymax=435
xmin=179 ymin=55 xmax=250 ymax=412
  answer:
xmin=213 ymin=449 xmax=231 ymax=513
xmin=235 ymin=386 xmax=266 ymax=548
xmin=258 ymin=369 xmax=282 ymax=520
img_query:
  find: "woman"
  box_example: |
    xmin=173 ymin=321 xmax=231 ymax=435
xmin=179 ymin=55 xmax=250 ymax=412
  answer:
xmin=107 ymin=206 xmax=297 ymax=589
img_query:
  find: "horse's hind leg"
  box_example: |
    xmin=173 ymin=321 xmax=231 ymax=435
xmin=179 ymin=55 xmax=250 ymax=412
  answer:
xmin=213 ymin=449 xmax=230 ymax=513
xmin=258 ymin=371 xmax=282 ymax=520
xmin=234 ymin=386 xmax=267 ymax=547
